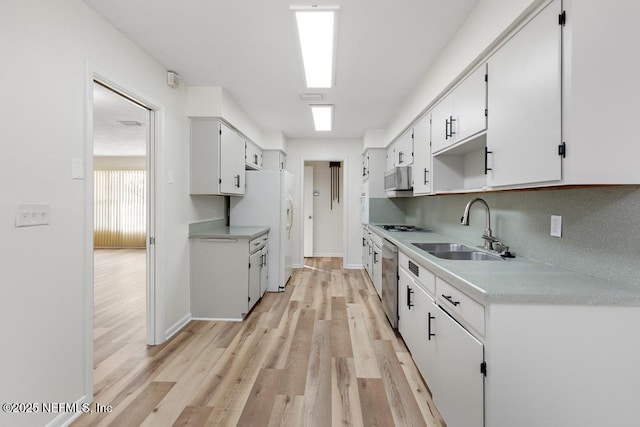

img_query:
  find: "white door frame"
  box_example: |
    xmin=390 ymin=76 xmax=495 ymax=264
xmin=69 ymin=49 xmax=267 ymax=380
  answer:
xmin=83 ymin=66 xmax=165 ymax=399
xmin=303 ymin=165 xmax=314 ymax=257
xmin=300 ymin=157 xmax=348 ymax=268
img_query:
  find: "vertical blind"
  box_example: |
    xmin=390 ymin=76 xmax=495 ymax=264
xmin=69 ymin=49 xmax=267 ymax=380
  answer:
xmin=94 ymin=170 xmax=146 ymax=248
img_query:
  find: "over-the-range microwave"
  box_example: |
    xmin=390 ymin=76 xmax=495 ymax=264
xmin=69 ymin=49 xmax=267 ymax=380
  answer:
xmin=384 ymin=166 xmax=412 ymax=191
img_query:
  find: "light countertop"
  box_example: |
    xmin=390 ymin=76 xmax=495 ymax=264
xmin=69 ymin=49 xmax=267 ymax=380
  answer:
xmin=368 ymin=224 xmax=640 ymax=306
xmin=189 ymin=220 xmax=269 ymax=239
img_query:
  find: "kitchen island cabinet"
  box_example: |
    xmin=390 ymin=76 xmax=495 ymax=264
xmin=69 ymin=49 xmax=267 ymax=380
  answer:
xmin=190 ymin=226 xmax=269 ymax=320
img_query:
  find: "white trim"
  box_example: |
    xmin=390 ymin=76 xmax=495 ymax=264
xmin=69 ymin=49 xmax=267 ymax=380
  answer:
xmin=346 ymin=264 xmax=364 ymax=270
xmin=164 ymin=312 xmax=192 ymax=341
xmin=292 ymin=263 xmax=304 ymax=269
xmin=84 ymin=62 xmax=166 ymax=409
xmin=46 ymin=394 xmax=88 ymax=427
xmin=191 ymin=317 xmax=244 ymax=322
xmin=312 ymin=252 xmax=344 ymax=257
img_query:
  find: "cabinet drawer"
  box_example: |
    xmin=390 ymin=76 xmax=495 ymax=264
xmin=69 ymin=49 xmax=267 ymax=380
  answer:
xmin=436 ymin=277 xmax=485 ymax=336
xmin=399 ymin=251 xmax=435 ymax=296
xmin=250 ymin=234 xmax=268 ymax=251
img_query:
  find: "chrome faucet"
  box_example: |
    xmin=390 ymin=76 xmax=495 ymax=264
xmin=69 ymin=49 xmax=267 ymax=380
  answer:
xmin=461 ymin=198 xmax=497 ymax=250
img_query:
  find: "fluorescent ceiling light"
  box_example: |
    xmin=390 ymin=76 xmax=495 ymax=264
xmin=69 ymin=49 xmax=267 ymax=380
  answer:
xmin=292 ymin=6 xmax=337 ymax=88
xmin=311 ymin=105 xmax=333 ymax=131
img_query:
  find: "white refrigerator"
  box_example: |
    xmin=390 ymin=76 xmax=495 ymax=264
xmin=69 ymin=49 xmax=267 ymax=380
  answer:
xmin=230 ymin=170 xmax=294 ymax=292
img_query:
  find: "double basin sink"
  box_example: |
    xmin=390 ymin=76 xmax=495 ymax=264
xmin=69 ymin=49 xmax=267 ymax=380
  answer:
xmin=412 ymin=242 xmax=502 ymax=261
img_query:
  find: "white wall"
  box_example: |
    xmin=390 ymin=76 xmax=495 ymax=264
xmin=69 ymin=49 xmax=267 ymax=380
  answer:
xmin=287 ymin=139 xmax=363 ymax=268
xmin=0 ymin=1 xmax=223 ymax=425
xmin=306 ymin=161 xmax=344 ymax=257
xmin=386 ymin=0 xmax=543 ymax=143
xmin=187 ymin=86 xmax=264 ymax=146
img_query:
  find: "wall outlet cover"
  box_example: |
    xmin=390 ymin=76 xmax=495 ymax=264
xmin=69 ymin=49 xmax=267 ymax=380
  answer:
xmin=550 ymin=215 xmax=562 ymax=238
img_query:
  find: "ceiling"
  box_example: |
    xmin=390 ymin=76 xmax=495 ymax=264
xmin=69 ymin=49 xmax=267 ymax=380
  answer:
xmin=83 ymin=0 xmax=479 ymax=140
xmin=93 ymin=83 xmax=148 ymax=156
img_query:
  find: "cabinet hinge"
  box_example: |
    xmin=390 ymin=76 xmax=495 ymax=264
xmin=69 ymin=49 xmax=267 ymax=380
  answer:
xmin=219 ymin=129 xmax=222 ymax=135
xmin=149 ymin=237 xmax=155 ymax=245
xmin=248 ymin=296 xmax=251 ymax=302
xmin=219 ymin=178 xmax=222 ymax=184
xmin=484 ymin=73 xmax=488 ymax=82
xmin=558 ymin=10 xmax=566 ymax=26
xmin=481 ymin=361 xmax=487 ymax=376
xmin=558 ymin=142 xmax=567 ymax=158
xmin=484 ymin=108 xmax=488 ymax=117
xmin=249 ymin=262 xmax=251 ymax=268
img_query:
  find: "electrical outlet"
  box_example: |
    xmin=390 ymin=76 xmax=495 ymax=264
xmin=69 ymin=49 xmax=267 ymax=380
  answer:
xmin=550 ymin=215 xmax=562 ymax=237
xmin=16 ymin=203 xmax=50 ymax=227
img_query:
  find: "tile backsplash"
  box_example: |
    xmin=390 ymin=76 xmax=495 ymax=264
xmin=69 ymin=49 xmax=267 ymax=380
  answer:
xmin=399 ymin=186 xmax=640 ymax=287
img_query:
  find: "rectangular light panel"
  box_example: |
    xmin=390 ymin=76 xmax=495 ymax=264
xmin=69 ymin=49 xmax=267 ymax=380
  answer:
xmin=293 ymin=8 xmax=336 ymax=88
xmin=311 ymin=105 xmax=333 ymax=131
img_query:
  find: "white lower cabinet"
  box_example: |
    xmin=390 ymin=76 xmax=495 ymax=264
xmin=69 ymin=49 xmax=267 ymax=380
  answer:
xmin=434 ymin=305 xmax=484 ymax=427
xmin=372 ymin=243 xmax=382 ymax=297
xmin=398 ymin=250 xmax=484 ymax=427
xmin=260 ymin=246 xmax=268 ymax=297
xmin=248 ymin=250 xmax=262 ymax=311
xmin=398 ymin=267 xmax=437 ymax=390
xmin=191 ymin=232 xmax=268 ymax=320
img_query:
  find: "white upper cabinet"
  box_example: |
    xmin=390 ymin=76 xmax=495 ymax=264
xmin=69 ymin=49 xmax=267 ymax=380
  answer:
xmin=412 ymin=114 xmax=431 ymax=195
xmin=190 ymin=118 xmax=245 ymax=196
xmin=219 ymin=122 xmax=246 ymax=195
xmin=432 ymin=64 xmax=487 ymax=154
xmin=561 ymin=0 xmax=640 ymax=185
xmin=386 ymin=141 xmax=396 ymax=171
xmin=395 ymin=129 xmax=414 ymax=167
xmin=486 ymin=0 xmax=562 ymax=187
xmin=245 ymin=139 xmax=262 ymax=170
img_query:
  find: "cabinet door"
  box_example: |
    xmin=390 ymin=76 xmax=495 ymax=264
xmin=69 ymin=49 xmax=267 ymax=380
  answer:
xmin=260 ymin=246 xmax=268 ymax=297
xmin=487 ymin=0 xmax=562 ymax=187
xmin=372 ymin=244 xmax=382 ymax=297
xmin=398 ymin=268 xmax=437 ymax=391
xmin=386 ymin=143 xmax=395 ymax=171
xmin=249 ymin=250 xmax=262 ymax=310
xmin=452 ymin=64 xmax=487 ymax=142
xmin=220 ymin=123 xmax=245 ymax=195
xmin=412 ymin=114 xmax=432 ymax=195
xmin=434 ymin=306 xmax=484 ymax=427
xmin=395 ymin=129 xmax=414 ymax=166
xmin=245 ymin=140 xmax=261 ymax=170
xmin=431 ymin=97 xmax=453 ymax=153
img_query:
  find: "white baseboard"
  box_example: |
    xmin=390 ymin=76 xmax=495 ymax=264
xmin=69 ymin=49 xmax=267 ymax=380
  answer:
xmin=311 ymin=252 xmax=344 ymax=258
xmin=47 ymin=394 xmax=89 ymax=427
xmin=191 ymin=316 xmax=243 ymax=322
xmin=164 ymin=312 xmax=192 ymax=341
xmin=346 ymin=263 xmax=364 ymax=269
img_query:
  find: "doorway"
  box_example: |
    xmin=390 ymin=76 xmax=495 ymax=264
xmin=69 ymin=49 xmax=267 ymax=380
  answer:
xmin=91 ymin=79 xmax=156 ymax=352
xmin=302 ymin=161 xmax=344 ymax=258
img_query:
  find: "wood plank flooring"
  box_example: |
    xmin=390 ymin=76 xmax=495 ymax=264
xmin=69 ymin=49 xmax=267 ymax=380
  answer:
xmin=75 ymin=254 xmax=445 ymax=426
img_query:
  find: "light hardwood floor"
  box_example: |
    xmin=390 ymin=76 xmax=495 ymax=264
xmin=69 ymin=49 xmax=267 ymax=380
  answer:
xmin=75 ymin=253 xmax=445 ymax=426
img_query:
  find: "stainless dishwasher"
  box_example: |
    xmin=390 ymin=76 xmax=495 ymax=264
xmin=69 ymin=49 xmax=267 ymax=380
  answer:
xmin=381 ymin=238 xmax=399 ymax=329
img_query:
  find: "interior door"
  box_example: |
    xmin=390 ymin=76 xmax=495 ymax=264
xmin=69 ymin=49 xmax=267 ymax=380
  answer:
xmin=303 ymin=165 xmax=314 ymax=257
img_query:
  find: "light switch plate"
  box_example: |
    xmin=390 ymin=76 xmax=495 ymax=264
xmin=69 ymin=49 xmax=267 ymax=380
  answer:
xmin=550 ymin=215 xmax=562 ymax=237
xmin=16 ymin=203 xmax=50 ymax=227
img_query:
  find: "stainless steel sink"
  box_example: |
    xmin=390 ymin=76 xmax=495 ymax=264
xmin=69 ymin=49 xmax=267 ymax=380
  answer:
xmin=412 ymin=242 xmax=503 ymax=261
xmin=430 ymin=251 xmax=502 ymax=261
xmin=412 ymin=242 xmax=475 ymax=253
